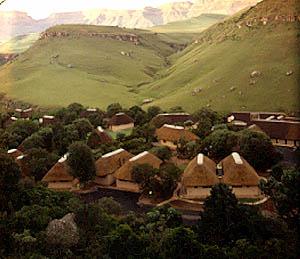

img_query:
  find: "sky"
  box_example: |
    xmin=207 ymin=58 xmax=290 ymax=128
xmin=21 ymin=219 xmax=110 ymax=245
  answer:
xmin=0 ymin=0 xmax=190 ymax=19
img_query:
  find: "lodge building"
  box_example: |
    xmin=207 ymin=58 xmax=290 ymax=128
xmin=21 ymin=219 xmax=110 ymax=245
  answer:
xmin=108 ymin=113 xmax=134 ymax=132
xmin=115 ymin=151 xmax=162 ymax=192
xmin=156 ymin=124 xmax=199 ymax=150
xmin=95 ymin=148 xmax=133 ymax=186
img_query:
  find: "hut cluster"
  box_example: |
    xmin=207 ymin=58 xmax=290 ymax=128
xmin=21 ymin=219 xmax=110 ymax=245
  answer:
xmin=228 ymin=111 xmax=300 ymax=148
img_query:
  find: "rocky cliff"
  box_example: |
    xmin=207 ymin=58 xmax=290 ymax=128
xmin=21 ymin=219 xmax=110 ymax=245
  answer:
xmin=0 ymin=0 xmax=261 ymax=41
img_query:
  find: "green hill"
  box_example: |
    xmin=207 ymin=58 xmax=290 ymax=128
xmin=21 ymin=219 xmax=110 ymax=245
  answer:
xmin=140 ymin=0 xmax=300 ymax=112
xmin=0 ymin=33 xmax=40 ymax=54
xmin=0 ymin=25 xmax=184 ymax=108
xmin=0 ymin=0 xmax=299 ymax=112
xmin=152 ymin=13 xmax=228 ymax=33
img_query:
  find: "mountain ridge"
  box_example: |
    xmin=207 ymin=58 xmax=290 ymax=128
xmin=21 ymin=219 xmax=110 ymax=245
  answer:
xmin=0 ymin=0 xmax=261 ymax=40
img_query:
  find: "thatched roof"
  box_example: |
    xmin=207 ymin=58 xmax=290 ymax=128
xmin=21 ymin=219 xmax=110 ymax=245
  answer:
xmin=42 ymin=158 xmax=74 ymax=183
xmin=96 ymin=148 xmax=133 ymax=177
xmin=115 ymin=151 xmax=162 ymax=181
xmin=156 ymin=124 xmax=199 ymax=143
xmin=182 ymin=154 xmax=219 ymax=187
xmin=152 ymin=113 xmax=195 ymax=125
xmin=221 ymin=152 xmax=260 ymax=186
xmin=108 ymin=113 xmax=134 ymax=126
xmin=87 ymin=126 xmax=113 ymax=148
xmin=252 ymin=119 xmax=300 ymax=141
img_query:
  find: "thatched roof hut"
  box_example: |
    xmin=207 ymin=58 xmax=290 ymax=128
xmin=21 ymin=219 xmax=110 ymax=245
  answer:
xmin=115 ymin=151 xmax=162 ymax=181
xmin=152 ymin=113 xmax=195 ymax=126
xmin=87 ymin=126 xmax=113 ymax=148
xmin=182 ymin=154 xmax=219 ymax=187
xmin=96 ymin=148 xmax=133 ymax=177
xmin=221 ymin=152 xmax=260 ymax=186
xmin=108 ymin=113 xmax=134 ymax=126
xmin=156 ymin=124 xmax=199 ymax=143
xmin=42 ymin=155 xmax=74 ymax=183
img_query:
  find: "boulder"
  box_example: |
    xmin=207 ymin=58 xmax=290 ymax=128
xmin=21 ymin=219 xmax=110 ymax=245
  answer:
xmin=67 ymin=64 xmax=73 ymax=68
xmin=286 ymin=70 xmax=293 ymax=76
xmin=46 ymin=213 xmax=79 ymax=247
xmin=250 ymin=70 xmax=261 ymax=78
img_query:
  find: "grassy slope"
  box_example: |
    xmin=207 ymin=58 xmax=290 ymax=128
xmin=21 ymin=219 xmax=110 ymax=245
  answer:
xmin=0 ymin=33 xmax=40 ymax=54
xmin=152 ymin=14 xmax=228 ymax=33
xmin=140 ymin=1 xmax=300 ymax=112
xmin=0 ymin=0 xmax=299 ymax=113
xmin=0 ymin=25 xmax=181 ymax=108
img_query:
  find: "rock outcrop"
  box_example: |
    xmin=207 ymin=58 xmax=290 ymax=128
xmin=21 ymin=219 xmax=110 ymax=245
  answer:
xmin=46 ymin=213 xmax=79 ymax=247
xmin=40 ymin=31 xmax=140 ymax=45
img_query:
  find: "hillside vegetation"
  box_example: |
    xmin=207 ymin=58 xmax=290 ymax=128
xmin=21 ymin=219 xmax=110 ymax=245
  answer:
xmin=141 ymin=0 xmax=300 ymax=112
xmin=151 ymin=13 xmax=228 ymax=33
xmin=0 ymin=25 xmax=184 ymax=108
xmin=0 ymin=0 xmax=298 ymax=112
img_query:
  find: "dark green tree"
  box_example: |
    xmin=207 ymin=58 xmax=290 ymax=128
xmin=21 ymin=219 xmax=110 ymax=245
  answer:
xmin=67 ymin=103 xmax=84 ymax=116
xmin=200 ymin=129 xmax=239 ymax=161
xmin=147 ymin=106 xmax=162 ymax=120
xmin=160 ymin=227 xmax=201 ymax=259
xmin=67 ymin=142 xmax=96 ymax=183
xmin=260 ymin=168 xmax=300 ymax=244
xmin=150 ymin=146 xmax=172 ymax=161
xmin=24 ymin=148 xmax=58 ymax=181
xmin=73 ymin=118 xmax=93 ymax=140
xmin=239 ymin=129 xmax=282 ymax=170
xmin=106 ymin=103 xmax=122 ymax=117
xmin=0 ymin=152 xmax=21 ymax=212
xmin=6 ymin=120 xmax=39 ymax=147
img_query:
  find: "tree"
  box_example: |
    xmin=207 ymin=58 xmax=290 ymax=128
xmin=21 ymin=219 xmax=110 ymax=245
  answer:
xmin=55 ymin=107 xmax=78 ymax=125
xmin=131 ymin=123 xmax=156 ymax=142
xmin=6 ymin=120 xmax=39 ymax=147
xmin=107 ymin=224 xmax=146 ymax=258
xmin=107 ymin=103 xmax=122 ymax=117
xmin=193 ymin=116 xmax=213 ymax=139
xmin=121 ymin=137 xmax=152 ymax=155
xmin=84 ymin=111 xmax=104 ymax=128
xmin=0 ymin=152 xmax=21 ymax=212
xmin=52 ymin=123 xmax=80 ymax=155
xmin=177 ymin=138 xmax=200 ymax=159
xmin=197 ymin=184 xmax=289 ymax=246
xmin=238 ymin=129 xmax=282 ymax=171
xmin=150 ymin=146 xmax=172 ymax=161
xmin=96 ymin=197 xmax=122 ymax=216
xmin=200 ymin=129 xmax=239 ymax=161
xmin=67 ymin=103 xmax=84 ymax=116
xmin=260 ymin=168 xmax=300 ymax=244
xmin=67 ymin=142 xmax=96 ymax=183
xmin=24 ymin=148 xmax=58 ymax=181
xmin=147 ymin=106 xmax=162 ymax=120
xmin=160 ymin=227 xmax=201 ymax=259
xmin=132 ymin=164 xmax=157 ymax=188
xmin=127 ymin=106 xmax=147 ymax=125
xmin=157 ymin=163 xmax=182 ymax=198
xmin=193 ymin=108 xmax=222 ymax=125
xmin=21 ymin=134 xmax=45 ymax=151
xmin=72 ymin=118 xmax=93 ymax=140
